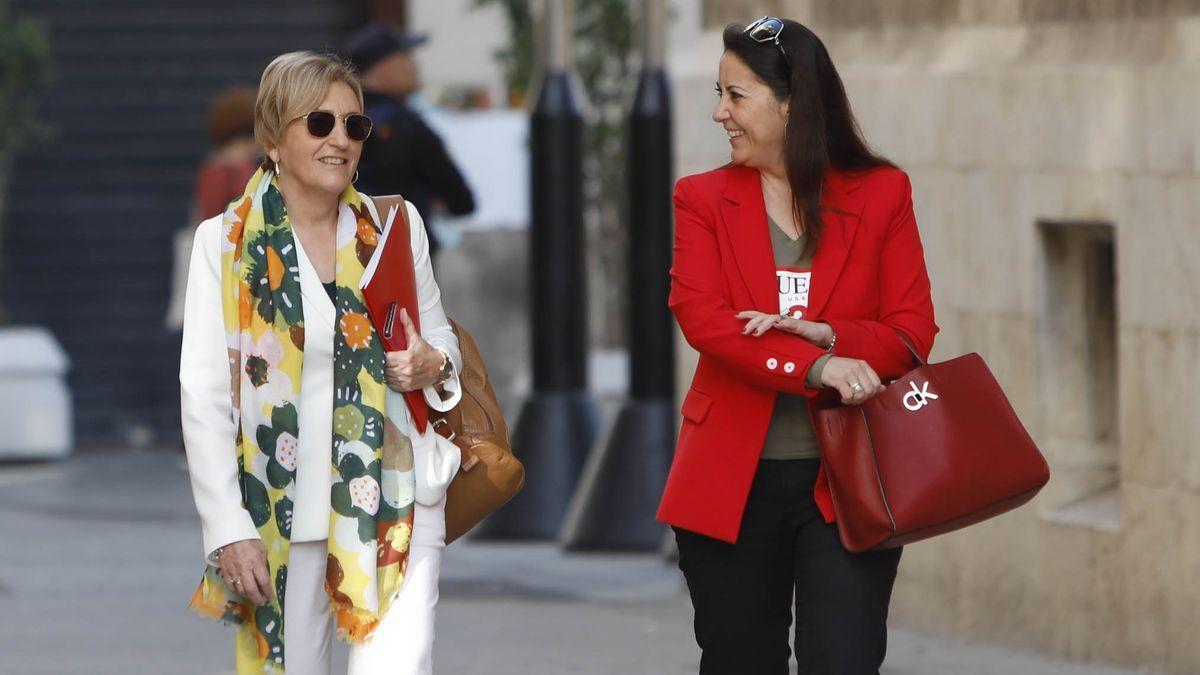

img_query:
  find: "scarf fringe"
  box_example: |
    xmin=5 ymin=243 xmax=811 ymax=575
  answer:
xmin=190 ymin=573 xmax=401 ymax=646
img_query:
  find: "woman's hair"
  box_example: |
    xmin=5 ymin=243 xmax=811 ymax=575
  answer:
xmin=254 ymin=51 xmax=364 ymax=171
xmin=722 ymin=20 xmax=894 ymax=256
xmin=207 ymin=86 xmax=257 ymax=147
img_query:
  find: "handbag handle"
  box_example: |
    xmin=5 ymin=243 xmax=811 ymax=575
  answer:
xmin=894 ymin=330 xmax=926 ymax=367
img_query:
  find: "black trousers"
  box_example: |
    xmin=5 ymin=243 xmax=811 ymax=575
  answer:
xmin=673 ymin=459 xmax=902 ymax=675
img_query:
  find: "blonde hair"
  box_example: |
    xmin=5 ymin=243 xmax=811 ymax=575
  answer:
xmin=254 ymin=51 xmax=364 ymax=171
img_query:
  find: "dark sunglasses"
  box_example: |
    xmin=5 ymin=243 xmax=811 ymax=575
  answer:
xmin=293 ymin=110 xmax=373 ymax=142
xmin=745 ymin=16 xmax=789 ymax=63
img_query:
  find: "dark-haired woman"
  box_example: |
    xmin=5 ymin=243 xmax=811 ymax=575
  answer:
xmin=656 ymin=17 xmax=938 ymax=675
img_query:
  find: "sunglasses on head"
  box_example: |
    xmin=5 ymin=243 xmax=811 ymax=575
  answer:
xmin=745 ymin=16 xmax=789 ymax=63
xmin=293 ymin=110 xmax=373 ymax=142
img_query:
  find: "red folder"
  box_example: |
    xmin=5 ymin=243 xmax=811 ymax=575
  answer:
xmin=360 ymin=201 xmax=429 ymax=432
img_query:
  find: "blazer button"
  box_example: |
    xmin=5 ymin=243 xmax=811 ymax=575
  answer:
xmin=784 ymin=362 xmax=796 ymax=374
xmin=766 ymin=357 xmax=778 ymax=370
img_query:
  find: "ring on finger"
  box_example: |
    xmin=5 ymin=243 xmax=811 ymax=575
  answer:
xmin=850 ymin=381 xmax=863 ymax=392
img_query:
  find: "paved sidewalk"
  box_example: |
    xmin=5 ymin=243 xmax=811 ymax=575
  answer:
xmin=0 ymin=452 xmax=1152 ymax=674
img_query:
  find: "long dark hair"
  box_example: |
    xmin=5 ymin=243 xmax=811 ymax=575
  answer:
xmin=723 ymin=20 xmax=893 ymax=256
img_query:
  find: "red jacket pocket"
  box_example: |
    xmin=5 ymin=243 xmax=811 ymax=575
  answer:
xmin=680 ymin=388 xmax=713 ymax=424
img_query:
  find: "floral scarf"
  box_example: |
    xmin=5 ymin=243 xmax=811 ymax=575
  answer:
xmin=189 ymin=168 xmax=416 ymax=674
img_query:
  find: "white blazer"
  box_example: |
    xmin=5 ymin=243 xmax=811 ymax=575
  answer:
xmin=180 ymin=200 xmax=463 ymax=561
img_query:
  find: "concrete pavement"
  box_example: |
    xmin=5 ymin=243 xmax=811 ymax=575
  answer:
xmin=0 ymin=451 xmax=1152 ymax=674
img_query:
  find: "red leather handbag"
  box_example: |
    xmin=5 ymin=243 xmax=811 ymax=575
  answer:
xmin=812 ymin=337 xmax=1050 ymax=553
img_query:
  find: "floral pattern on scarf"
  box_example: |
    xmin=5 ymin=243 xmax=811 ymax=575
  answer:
xmin=188 ymin=168 xmax=416 ymax=674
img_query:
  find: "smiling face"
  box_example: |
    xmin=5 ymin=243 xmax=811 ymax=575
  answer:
xmin=266 ymin=81 xmax=363 ymax=199
xmin=712 ymin=51 xmax=789 ymax=171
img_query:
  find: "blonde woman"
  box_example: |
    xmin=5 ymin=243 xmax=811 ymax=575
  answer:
xmin=180 ymin=51 xmax=462 ymax=675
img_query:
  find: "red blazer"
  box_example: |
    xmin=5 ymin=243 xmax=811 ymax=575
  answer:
xmin=656 ymin=164 xmax=938 ymax=544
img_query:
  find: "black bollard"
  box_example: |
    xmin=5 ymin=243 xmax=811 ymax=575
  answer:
xmin=474 ymin=63 xmax=601 ymax=540
xmin=560 ymin=46 xmax=675 ymax=551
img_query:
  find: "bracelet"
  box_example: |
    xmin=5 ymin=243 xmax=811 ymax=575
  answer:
xmin=825 ymin=327 xmax=838 ymax=353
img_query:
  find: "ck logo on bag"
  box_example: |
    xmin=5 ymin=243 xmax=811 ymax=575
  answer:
xmin=902 ymin=380 xmax=938 ymax=412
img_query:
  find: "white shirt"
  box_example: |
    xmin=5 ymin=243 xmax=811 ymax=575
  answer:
xmin=180 ymin=200 xmax=462 ymax=561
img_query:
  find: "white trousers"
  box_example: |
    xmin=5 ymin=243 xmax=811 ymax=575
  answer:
xmin=282 ymin=498 xmax=447 ymax=675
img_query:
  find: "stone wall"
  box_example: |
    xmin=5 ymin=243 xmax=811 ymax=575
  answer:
xmin=671 ymin=1 xmax=1200 ymax=671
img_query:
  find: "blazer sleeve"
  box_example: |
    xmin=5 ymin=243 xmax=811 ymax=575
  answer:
xmin=823 ymin=172 xmax=938 ymax=379
xmin=406 ymin=201 xmax=463 ymax=412
xmin=668 ymin=177 xmax=828 ymax=395
xmin=179 ymin=216 xmax=261 ymax=562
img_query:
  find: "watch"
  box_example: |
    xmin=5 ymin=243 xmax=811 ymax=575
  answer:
xmin=434 ymin=348 xmax=454 ymax=385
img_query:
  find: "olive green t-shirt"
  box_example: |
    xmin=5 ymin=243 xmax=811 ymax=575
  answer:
xmin=760 ymin=216 xmax=832 ymax=460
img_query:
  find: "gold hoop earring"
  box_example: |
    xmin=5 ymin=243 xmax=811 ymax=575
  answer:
xmin=352 ymin=170 xmax=359 ymax=184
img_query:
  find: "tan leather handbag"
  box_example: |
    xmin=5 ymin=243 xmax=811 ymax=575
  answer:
xmin=368 ymin=195 xmax=525 ymax=544
xmin=433 ymin=319 xmax=526 ymax=543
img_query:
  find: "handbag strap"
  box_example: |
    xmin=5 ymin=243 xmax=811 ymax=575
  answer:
xmin=364 ymin=194 xmax=409 ymax=239
xmin=894 ymin=330 xmax=926 ymax=367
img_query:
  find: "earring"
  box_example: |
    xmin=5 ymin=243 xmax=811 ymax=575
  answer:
xmin=353 ymin=170 xmax=359 ymax=184
xmin=275 ymin=162 xmax=283 ymax=178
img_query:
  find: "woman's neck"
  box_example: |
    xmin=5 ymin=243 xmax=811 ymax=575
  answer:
xmin=277 ymin=176 xmax=339 ymax=230
xmin=759 ymin=163 xmax=792 ymax=205
xmin=759 ymin=161 xmax=804 ymax=234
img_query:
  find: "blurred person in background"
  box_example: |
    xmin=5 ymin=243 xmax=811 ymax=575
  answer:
xmin=165 ymin=86 xmax=259 ymax=331
xmin=180 ymin=51 xmax=464 ymax=675
xmin=343 ymin=23 xmax=475 ymax=263
xmin=192 ymin=86 xmax=262 ymax=221
xmin=657 ymin=17 xmax=938 ymax=675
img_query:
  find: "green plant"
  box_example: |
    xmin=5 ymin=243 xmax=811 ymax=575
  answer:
xmin=0 ymin=1 xmax=52 ymax=162
xmin=473 ymin=0 xmax=536 ymax=105
xmin=575 ymin=0 xmax=635 ymax=347
xmin=475 ymin=0 xmax=635 ymax=347
xmin=0 ymin=0 xmax=52 ymax=323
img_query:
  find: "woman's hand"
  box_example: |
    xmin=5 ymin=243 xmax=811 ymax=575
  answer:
xmin=735 ymin=311 xmax=834 ymax=349
xmin=385 ymin=309 xmax=443 ymax=393
xmin=737 ymin=310 xmax=783 ymax=337
xmin=736 ymin=310 xmax=881 ymax=404
xmin=216 ymin=539 xmax=273 ymax=605
xmin=821 ymin=356 xmax=885 ymax=405
xmin=774 ymin=317 xmax=834 ymax=348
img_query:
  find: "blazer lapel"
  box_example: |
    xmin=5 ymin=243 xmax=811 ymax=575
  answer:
xmin=291 ymin=229 xmax=336 ymax=331
xmin=721 ymin=167 xmax=778 ymax=314
xmin=808 ymin=171 xmax=866 ymax=319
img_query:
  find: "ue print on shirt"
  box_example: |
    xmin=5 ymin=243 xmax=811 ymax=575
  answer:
xmin=777 ymin=267 xmax=811 ymax=319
